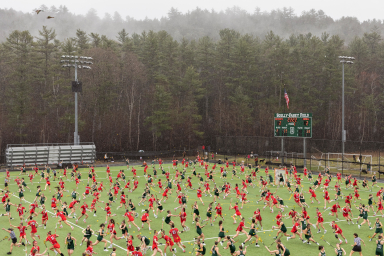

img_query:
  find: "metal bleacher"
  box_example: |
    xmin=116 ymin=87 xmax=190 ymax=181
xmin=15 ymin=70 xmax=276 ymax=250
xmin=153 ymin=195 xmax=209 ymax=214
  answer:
xmin=6 ymin=143 xmax=96 ymax=168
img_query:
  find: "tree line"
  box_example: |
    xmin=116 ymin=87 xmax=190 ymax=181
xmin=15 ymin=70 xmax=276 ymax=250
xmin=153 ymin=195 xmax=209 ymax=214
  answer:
xmin=1 ymin=6 xmax=384 ymax=44
xmin=0 ymin=25 xmax=383 ymax=153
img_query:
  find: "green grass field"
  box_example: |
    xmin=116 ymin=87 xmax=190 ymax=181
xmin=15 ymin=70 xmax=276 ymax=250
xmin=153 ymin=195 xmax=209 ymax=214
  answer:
xmin=0 ymin=163 xmax=382 ymax=256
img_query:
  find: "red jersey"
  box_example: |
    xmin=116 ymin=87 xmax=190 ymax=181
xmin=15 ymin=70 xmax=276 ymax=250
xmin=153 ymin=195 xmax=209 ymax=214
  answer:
xmin=81 ymin=204 xmax=88 ymax=214
xmin=236 ymin=221 xmax=245 ymax=231
xmin=342 ymin=207 xmax=351 ymax=216
xmin=30 ymin=246 xmax=40 ymax=256
xmin=17 ymin=225 xmax=27 ymax=236
xmin=17 ymin=206 xmax=25 ymax=216
xmin=169 ymin=228 xmax=180 ymax=240
xmin=51 ymin=198 xmax=57 ymax=206
xmin=69 ymin=200 xmax=76 ymax=209
xmin=108 ymin=223 xmax=116 ymax=234
xmin=179 ymin=212 xmax=187 ymax=221
xmin=45 ymin=234 xmax=57 ymax=245
xmin=215 ymin=206 xmax=222 ymax=214
xmin=28 ymin=220 xmax=38 ymax=233
xmin=141 ymin=213 xmax=149 ymax=221
xmin=56 ymin=211 xmax=66 ymax=220
xmin=289 ymin=211 xmax=297 ymax=218
xmin=30 ymin=203 xmax=38 ymax=212
xmin=331 ymin=204 xmax=340 ymax=213
xmin=41 ymin=210 xmax=48 ymax=220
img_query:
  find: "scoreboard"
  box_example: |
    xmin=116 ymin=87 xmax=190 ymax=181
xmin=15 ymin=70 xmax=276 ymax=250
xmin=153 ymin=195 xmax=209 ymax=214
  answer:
xmin=274 ymin=113 xmax=312 ymax=138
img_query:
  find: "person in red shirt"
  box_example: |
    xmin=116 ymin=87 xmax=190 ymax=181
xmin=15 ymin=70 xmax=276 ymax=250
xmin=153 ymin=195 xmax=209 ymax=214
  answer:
xmin=151 ymin=230 xmax=163 ymax=256
xmin=107 ymin=219 xmax=122 ymax=248
xmin=315 ymin=208 xmax=327 ymax=234
xmin=376 ymin=198 xmax=384 ymax=217
xmin=40 ymin=206 xmax=49 ymax=228
xmin=147 ymin=194 xmax=156 ymax=213
xmin=99 ymin=202 xmax=116 ymax=224
xmin=308 ymin=186 xmax=320 ymax=204
xmin=203 ymin=181 xmax=212 ymax=197
xmin=177 ymin=207 xmax=188 ymax=231
xmin=196 ymin=187 xmax=204 ymax=205
xmin=26 ymin=201 xmax=39 ymax=220
xmin=124 ymin=209 xmax=140 ymax=231
xmin=16 ymin=203 xmax=25 ymax=221
xmin=345 ymin=194 xmax=352 ymax=208
xmin=27 ymin=216 xmax=40 ymax=241
xmin=186 ymin=177 xmax=193 ymax=189
xmin=230 ymin=202 xmax=242 ymax=223
xmin=68 ymin=200 xmax=80 ymax=218
xmin=132 ymin=246 xmax=143 ymax=256
xmin=160 ymin=187 xmax=171 ymax=203
xmin=50 ymin=195 xmax=58 ymax=211
xmin=157 ymin=179 xmax=164 ymax=192
xmin=233 ymin=217 xmax=249 ymax=238
xmin=76 ymin=202 xmax=89 ymax=224
xmin=56 ymin=210 xmax=73 ymax=230
xmin=342 ymin=205 xmax=354 ymax=224
xmin=323 ymin=188 xmax=331 ymax=209
xmin=131 ymin=167 xmax=137 ymax=178
xmin=82 ymin=184 xmax=91 ymax=199
xmin=214 ymin=203 xmax=224 ymax=222
xmin=125 ymin=235 xmax=135 ymax=252
xmin=354 ymin=188 xmax=361 ymax=202
xmin=292 ymin=192 xmax=301 ymax=207
xmin=140 ymin=209 xmax=152 ymax=230
xmin=10 ymin=222 xmax=30 ymax=245
xmin=287 ymin=217 xmax=304 ymax=242
xmin=1 ymin=190 xmax=10 ymax=205
xmin=331 ymin=221 xmax=347 ymax=244
xmin=288 ymin=209 xmax=297 ymax=225
xmin=117 ymin=191 xmax=127 ymax=210
xmin=132 ymin=178 xmax=139 ymax=192
xmin=30 ymin=240 xmax=47 ymax=256
xmin=108 ymin=174 xmax=113 ymax=187
xmin=85 ymin=240 xmax=96 ymax=255
xmin=252 ymin=208 xmax=262 ymax=230
xmin=161 ymin=229 xmax=177 ymax=254
xmin=169 ymin=223 xmax=186 ymax=252
xmin=29 ymin=172 xmax=35 ymax=185
xmin=44 ymin=176 xmax=51 ymax=192
xmin=330 ymin=202 xmax=341 ymax=220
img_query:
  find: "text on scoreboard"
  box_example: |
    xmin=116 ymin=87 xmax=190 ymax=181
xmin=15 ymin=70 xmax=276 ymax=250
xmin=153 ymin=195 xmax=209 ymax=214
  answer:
xmin=274 ymin=113 xmax=312 ymax=138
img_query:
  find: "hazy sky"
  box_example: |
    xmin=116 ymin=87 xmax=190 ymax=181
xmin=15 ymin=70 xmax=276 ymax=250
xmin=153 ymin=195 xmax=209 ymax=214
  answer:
xmin=2 ymin=0 xmax=383 ymax=21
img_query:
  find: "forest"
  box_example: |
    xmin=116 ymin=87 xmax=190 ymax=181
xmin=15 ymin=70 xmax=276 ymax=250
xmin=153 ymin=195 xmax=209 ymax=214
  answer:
xmin=0 ymin=6 xmax=383 ymax=153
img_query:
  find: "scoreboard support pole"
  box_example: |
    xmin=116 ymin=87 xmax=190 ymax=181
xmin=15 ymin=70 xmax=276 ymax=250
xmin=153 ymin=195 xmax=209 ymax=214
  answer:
xmin=281 ymin=138 xmax=284 ymax=166
xmin=303 ymin=138 xmax=306 ymax=167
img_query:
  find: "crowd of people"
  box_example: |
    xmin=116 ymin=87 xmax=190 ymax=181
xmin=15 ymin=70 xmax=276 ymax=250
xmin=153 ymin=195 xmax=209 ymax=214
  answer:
xmin=1 ymin=156 xmax=384 ymax=256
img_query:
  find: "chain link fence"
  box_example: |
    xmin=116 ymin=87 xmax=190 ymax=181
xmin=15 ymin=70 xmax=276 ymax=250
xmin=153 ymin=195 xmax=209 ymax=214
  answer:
xmin=215 ymin=136 xmax=384 ymax=179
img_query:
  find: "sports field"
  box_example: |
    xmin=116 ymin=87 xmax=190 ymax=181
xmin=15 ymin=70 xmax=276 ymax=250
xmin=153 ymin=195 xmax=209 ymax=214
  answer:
xmin=0 ymin=162 xmax=382 ymax=256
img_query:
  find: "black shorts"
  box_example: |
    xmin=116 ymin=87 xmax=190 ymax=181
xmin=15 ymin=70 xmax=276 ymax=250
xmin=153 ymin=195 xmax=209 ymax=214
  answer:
xmin=352 ymin=245 xmax=361 ymax=252
xmin=5 ymin=183 xmax=8 ymax=187
xmin=142 ymin=220 xmax=147 ymax=223
xmin=12 ymin=238 xmax=17 ymax=244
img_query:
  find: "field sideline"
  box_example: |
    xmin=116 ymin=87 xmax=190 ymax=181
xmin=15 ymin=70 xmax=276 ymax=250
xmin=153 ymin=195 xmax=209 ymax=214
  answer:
xmin=0 ymin=162 xmax=383 ymax=256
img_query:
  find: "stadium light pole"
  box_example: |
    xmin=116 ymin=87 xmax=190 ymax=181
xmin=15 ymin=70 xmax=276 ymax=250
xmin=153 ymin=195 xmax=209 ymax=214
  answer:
xmin=339 ymin=56 xmax=354 ymax=174
xmin=61 ymin=55 xmax=93 ymax=145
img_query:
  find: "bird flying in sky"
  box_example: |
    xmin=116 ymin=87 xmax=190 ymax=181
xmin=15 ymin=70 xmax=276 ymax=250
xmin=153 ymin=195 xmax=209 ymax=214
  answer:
xmin=34 ymin=9 xmax=43 ymax=14
xmin=47 ymin=16 xmax=54 ymax=19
